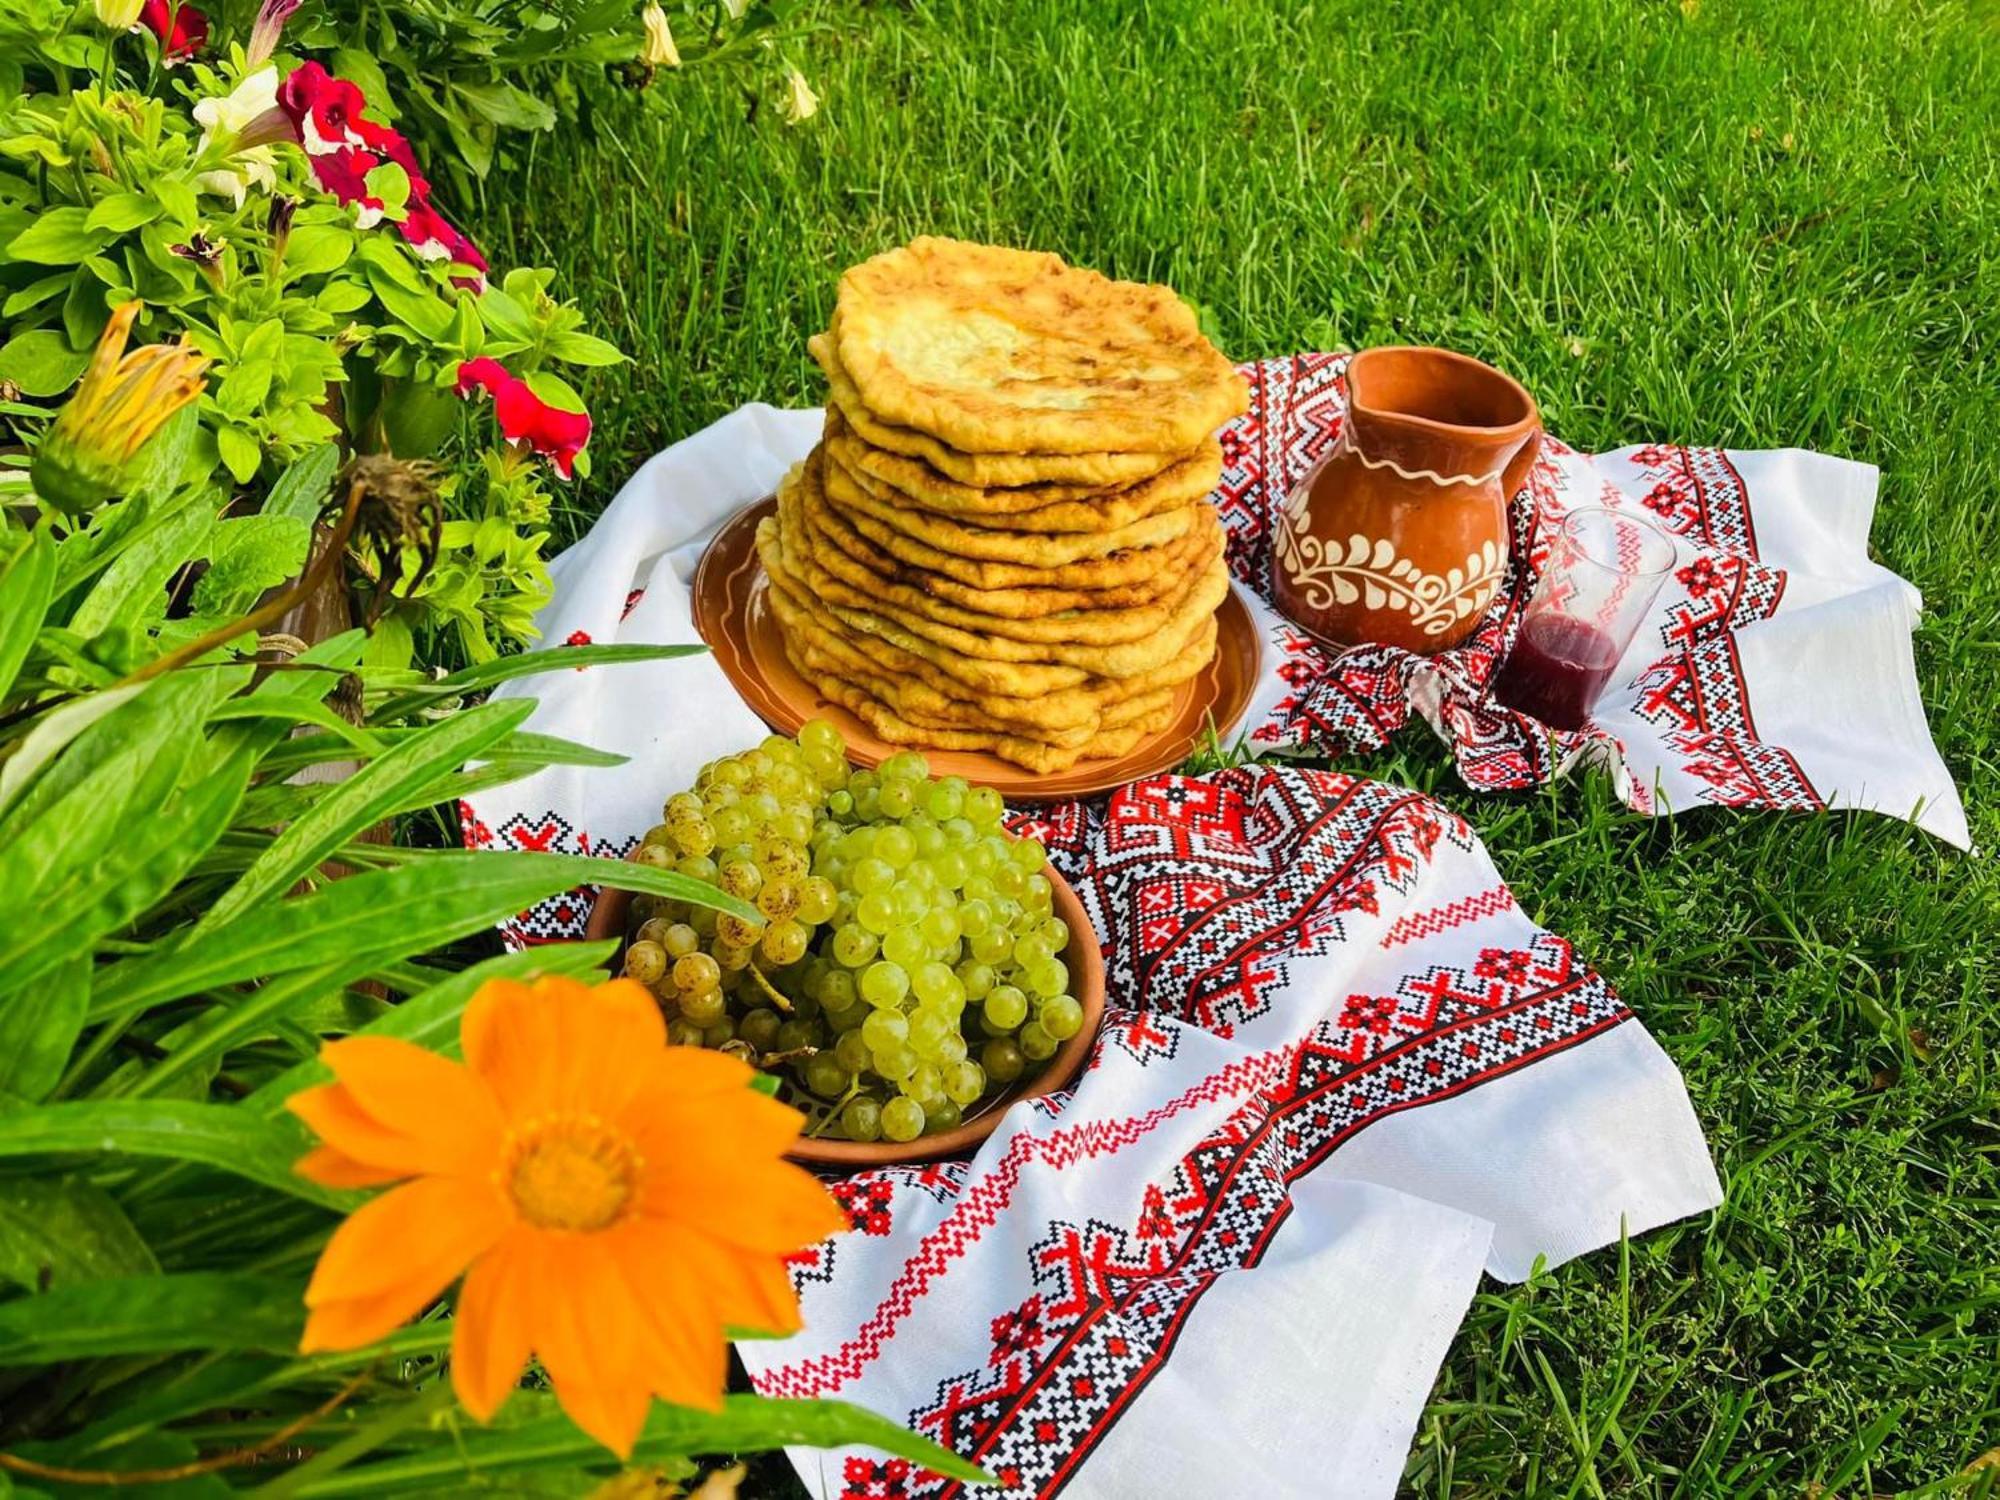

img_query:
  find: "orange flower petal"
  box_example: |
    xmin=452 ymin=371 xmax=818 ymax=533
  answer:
xmin=462 ymin=978 xmax=568 ymax=1119
xmin=550 ymin=1372 xmax=652 ymax=1459
xmin=643 ymin=1222 xmax=803 ymax=1338
xmin=624 ymin=1074 xmax=802 ymax=1168
xmin=450 ymin=1230 xmax=539 ymax=1422
xmin=547 ymin=979 xmax=669 ymax=1118
xmin=288 ymin=1083 xmax=428 ymax=1175
xmin=305 ymin=1176 xmax=507 ymax=1309
xmin=604 ymin=1222 xmax=728 ymax=1412
xmin=320 ymin=1036 xmax=503 ymax=1178
xmin=302 ymin=1278 xmax=453 ymax=1355
xmin=528 ymin=1240 xmax=656 ymax=1457
xmin=296 ymin=1143 xmax=406 ymax=1190
xmin=642 ymin=1157 xmax=846 ymax=1255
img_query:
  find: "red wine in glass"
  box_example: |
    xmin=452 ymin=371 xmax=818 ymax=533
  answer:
xmin=1494 ymin=613 xmax=1621 ymax=731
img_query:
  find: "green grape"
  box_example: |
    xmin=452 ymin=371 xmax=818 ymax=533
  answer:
xmin=957 ymin=961 xmax=996 ymax=1001
xmin=880 ymin=751 xmax=929 ymax=780
xmin=927 ymin=777 xmax=967 ymax=820
xmin=768 ymin=763 xmax=807 ymax=800
xmin=757 ymin=880 xmax=800 ymax=921
xmin=665 ymin=791 xmax=703 ymax=823
xmin=673 ymin=952 xmax=721 ymax=992
xmin=762 ymin=842 xmax=811 ymax=883
xmin=861 ymin=960 xmax=910 ymax=1008
xmin=966 ymin=786 xmax=1005 ymax=826
xmin=681 ymin=988 xmax=726 ymax=1027
xmin=959 ymin=899 xmax=994 ymax=939
xmin=824 ymin=1001 xmax=868 ymax=1037
xmin=982 ymin=1037 xmax=1026 ymax=1083
xmin=636 ymin=916 xmax=671 ymax=946
xmin=676 ymin=854 xmax=719 ymax=886
xmin=832 ymin=923 xmax=878 ymax=967
xmin=761 ymin=919 xmax=810 ymax=966
xmin=668 ymin=1019 xmax=706 ymax=1046
xmin=905 ymin=1064 xmax=944 ymax=1105
xmin=874 ymin=825 xmax=917 ymax=867
xmin=874 ymin=1044 xmax=918 ymax=1081
xmin=774 ymin=809 xmax=815 ymax=847
xmin=714 ymin=941 xmax=753 ymax=973
xmin=834 ymin=1029 xmax=872 ymax=1073
xmin=663 ymin=923 xmax=701 ymax=958
xmin=983 ymin=985 xmax=1028 ymax=1031
xmin=712 ymin=806 xmax=752 ymax=847
xmin=1039 ymin=994 xmax=1084 ymax=1041
xmin=702 ymin=1018 xmax=735 ymax=1048
xmin=774 ymin=1018 xmax=816 ymax=1052
xmin=856 ymin=891 xmax=898 ymax=935
xmin=623 ymin=941 xmax=666 ymax=985
xmin=804 ymin=1054 xmax=850 ymax=1097
xmin=913 ymin=822 xmax=948 ymax=859
xmin=672 ymin=818 xmax=716 ymax=856
xmin=798 ymin=716 xmax=845 ymax=754
xmin=740 ymin=1009 xmax=782 ymax=1051
xmin=1018 ymin=1021 xmax=1058 ymax=1060
xmin=943 ymin=1059 xmax=986 ymax=1106
xmin=854 ymin=785 xmax=883 ymax=821
xmin=1022 ymin=873 xmax=1055 ymax=916
xmin=921 ymin=907 xmax=961 ymax=949
xmin=1038 ymin=918 xmax=1071 ymax=953
xmin=1013 ymin=935 xmax=1053 ymax=971
xmin=1028 ymin=958 xmax=1069 ymax=998
xmin=883 ymin=926 xmax=927 ymax=970
xmin=891 ymin=881 xmax=929 ymax=925
xmin=841 ymin=1097 xmax=883 ymax=1142
xmin=908 ymin=1007 xmax=952 ymax=1057
xmin=711 ymin=758 xmax=751 ymax=788
xmin=719 ymin=858 xmax=762 ymax=900
xmin=932 ymin=850 xmax=969 ymax=889
xmin=935 ymin=1032 xmax=969 ymax=1065
xmin=820 ymin=968 xmax=858 ymax=1011
xmin=635 ymin=843 xmax=674 ymax=869
xmin=881 ymin=1096 xmax=925 ymax=1142
xmin=971 ymin=927 xmax=1013 ymax=965
xmin=994 ymin=865 xmax=1026 ymax=900
xmin=878 ymin=780 xmax=916 ymax=819
xmin=797 ymin=877 xmax=839 ymax=925
xmin=827 ymin=788 xmax=856 ymax=818
xmin=1012 ymin=836 xmax=1048 ymax=871
xmin=923 ymin=1099 xmax=963 ymax=1133
xmin=913 ymin=960 xmax=959 ymax=1007
xmin=942 ymin=816 xmax=978 ymax=847
xmin=861 ymin=1009 xmax=909 ymax=1054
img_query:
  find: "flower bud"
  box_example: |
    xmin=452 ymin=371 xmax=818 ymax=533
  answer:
xmin=781 ymin=65 xmax=818 ymax=124
xmin=31 ymin=304 xmax=209 ymax=515
xmin=641 ymin=3 xmax=680 ymax=68
xmin=93 ymin=0 xmax=144 ymax=31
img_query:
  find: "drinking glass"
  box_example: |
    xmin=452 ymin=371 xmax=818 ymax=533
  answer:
xmin=1492 ymin=507 xmax=1676 ymax=731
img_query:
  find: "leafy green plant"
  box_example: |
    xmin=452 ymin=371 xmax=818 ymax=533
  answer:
xmin=0 ymin=425 xmax=983 ymax=1493
xmin=0 ymin=16 xmax=621 ymax=669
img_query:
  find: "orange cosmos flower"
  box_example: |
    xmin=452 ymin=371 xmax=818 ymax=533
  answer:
xmin=287 ymin=976 xmax=846 ymax=1456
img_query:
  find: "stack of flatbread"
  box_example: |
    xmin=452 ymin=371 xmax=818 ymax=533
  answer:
xmin=758 ymin=237 xmax=1249 ymax=773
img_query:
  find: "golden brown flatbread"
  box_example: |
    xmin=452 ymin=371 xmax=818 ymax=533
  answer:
xmin=811 ymin=330 xmax=1179 ymax=489
xmin=824 ymin=408 xmax=1220 ymax=532
xmin=833 ymin=238 xmax=1249 ymax=456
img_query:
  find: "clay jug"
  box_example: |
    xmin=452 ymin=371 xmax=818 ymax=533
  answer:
xmin=1274 ymin=347 xmax=1540 ymax=654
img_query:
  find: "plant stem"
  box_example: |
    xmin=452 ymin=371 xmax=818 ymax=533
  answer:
xmin=251 ymin=1379 xmax=453 ymax=1500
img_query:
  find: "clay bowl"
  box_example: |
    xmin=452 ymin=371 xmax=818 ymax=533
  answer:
xmin=584 ymin=860 xmax=1105 ymax=1167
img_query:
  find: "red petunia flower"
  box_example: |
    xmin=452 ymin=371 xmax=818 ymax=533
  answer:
xmin=456 ymin=358 xmax=591 ymax=480
xmin=138 ymin=0 xmax=207 ymax=61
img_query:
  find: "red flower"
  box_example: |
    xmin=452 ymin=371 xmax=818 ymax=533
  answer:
xmin=138 ymin=0 xmax=207 ymax=61
xmin=455 ymin=358 xmax=591 ymax=480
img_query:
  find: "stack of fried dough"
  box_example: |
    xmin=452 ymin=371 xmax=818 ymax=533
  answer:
xmin=757 ymin=237 xmax=1249 ymax=773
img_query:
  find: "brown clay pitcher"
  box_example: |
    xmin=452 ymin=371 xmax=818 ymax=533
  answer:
xmin=1274 ymin=346 xmax=1541 ymax=654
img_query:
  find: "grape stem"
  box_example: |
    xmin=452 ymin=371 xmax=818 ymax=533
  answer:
xmin=745 ymin=962 xmax=794 ymax=1012
xmin=805 ymin=1075 xmax=866 ymax=1139
xmin=757 ymin=1045 xmax=819 ymax=1069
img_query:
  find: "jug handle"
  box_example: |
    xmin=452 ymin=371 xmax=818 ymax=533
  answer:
xmin=1501 ymin=425 xmax=1543 ymax=503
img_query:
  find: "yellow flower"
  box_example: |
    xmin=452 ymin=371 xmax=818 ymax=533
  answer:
xmin=288 ymin=976 xmax=846 ymax=1457
xmin=781 ymin=65 xmax=818 ymax=124
xmin=31 ymin=303 xmax=209 ymax=515
xmin=93 ymin=0 xmax=144 ymax=31
xmin=641 ymin=4 xmax=680 ymax=68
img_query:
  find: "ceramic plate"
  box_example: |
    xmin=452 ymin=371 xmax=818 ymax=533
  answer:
xmin=691 ymin=496 xmax=1260 ymax=804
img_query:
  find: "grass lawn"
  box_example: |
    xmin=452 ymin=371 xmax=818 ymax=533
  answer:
xmin=486 ymin=0 xmax=1999 ymax=1491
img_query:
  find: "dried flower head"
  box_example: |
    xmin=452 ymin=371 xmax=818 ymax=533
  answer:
xmin=31 ymin=304 xmax=209 ymax=515
xmin=338 ymin=453 xmax=446 ymax=618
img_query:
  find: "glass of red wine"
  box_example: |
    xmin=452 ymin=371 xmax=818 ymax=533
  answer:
xmin=1493 ymin=507 xmax=1676 ymax=731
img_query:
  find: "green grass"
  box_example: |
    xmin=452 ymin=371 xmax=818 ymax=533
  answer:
xmin=483 ymin=0 xmax=2000 ymax=1491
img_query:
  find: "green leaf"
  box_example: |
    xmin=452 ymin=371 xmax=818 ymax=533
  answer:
xmin=0 ymin=327 xmax=89 ymax=396
xmin=0 ymin=527 xmax=55 ymax=706
xmin=84 ymin=192 xmax=164 ymax=234
xmin=546 ymin=330 xmax=626 ymax=368
xmin=0 ymin=952 xmax=87 ymax=1101
xmin=6 ymin=205 xmax=113 ymax=264
xmin=0 ymin=681 xmax=150 ymax=815
xmin=213 ymin=356 xmax=275 ymax=420
xmin=362 ymin=161 xmax=412 ymax=220
xmin=285 ymin=1395 xmax=991 ymax=1495
xmin=372 ymin=643 xmax=707 ymax=719
xmin=330 ymin=48 xmax=396 ymax=120
xmin=283 ymin=223 xmax=356 ymax=281
xmin=450 ymin=80 xmax=558 ymax=131
xmin=68 ymin=499 xmax=215 ymax=641
xmin=247 ymin=942 xmax=615 ymax=1111
xmin=363 ymin=262 xmax=453 ymax=341
xmin=0 ymin=1175 xmax=157 ymax=1292
xmin=0 ymin=1101 xmax=346 ymax=1208
xmin=191 ymin=512 xmax=311 ymax=615
xmin=0 ymin=1271 xmax=305 ymax=1364
xmin=194 ymin=699 xmax=537 ymax=934
xmin=216 ymin=423 xmax=263 ymax=484
xmin=92 ymin=852 xmax=747 ymax=1025
xmin=266 ymin=443 xmax=341 ymax=524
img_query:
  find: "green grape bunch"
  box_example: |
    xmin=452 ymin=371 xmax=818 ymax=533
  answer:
xmin=621 ymin=721 xmax=1086 ymax=1143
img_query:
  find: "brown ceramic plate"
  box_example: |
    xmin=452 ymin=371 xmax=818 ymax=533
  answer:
xmin=585 ymin=860 xmax=1105 ymax=1167
xmin=691 ymin=496 xmax=1260 ymax=805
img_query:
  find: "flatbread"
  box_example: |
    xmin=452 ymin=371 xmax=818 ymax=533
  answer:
xmin=824 ymin=407 xmax=1220 ymax=531
xmin=800 ymin=453 xmax=1214 ymax=617
xmin=833 ymin=238 xmax=1249 ymax=456
xmin=811 ymin=330 xmax=1178 ymax=489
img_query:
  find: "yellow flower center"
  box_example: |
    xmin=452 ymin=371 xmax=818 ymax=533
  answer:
xmin=502 ymin=1115 xmax=642 ymax=1232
